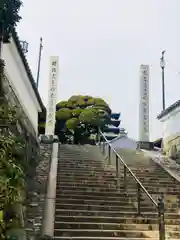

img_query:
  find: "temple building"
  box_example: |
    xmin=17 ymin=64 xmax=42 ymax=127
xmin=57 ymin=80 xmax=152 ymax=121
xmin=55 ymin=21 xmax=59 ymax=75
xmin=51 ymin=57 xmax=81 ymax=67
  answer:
xmin=103 ymin=112 xmax=121 ymax=141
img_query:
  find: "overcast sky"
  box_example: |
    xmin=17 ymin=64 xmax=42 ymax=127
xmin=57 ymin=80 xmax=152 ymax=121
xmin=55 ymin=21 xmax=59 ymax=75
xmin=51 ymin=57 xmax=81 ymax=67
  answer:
xmin=17 ymin=0 xmax=180 ymax=140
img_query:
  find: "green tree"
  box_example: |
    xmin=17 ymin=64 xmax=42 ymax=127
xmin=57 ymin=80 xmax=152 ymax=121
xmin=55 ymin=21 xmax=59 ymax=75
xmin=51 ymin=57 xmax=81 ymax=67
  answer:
xmin=0 ymin=105 xmax=25 ymax=238
xmin=38 ymin=95 xmax=111 ymax=144
xmin=0 ymin=0 xmax=22 ymax=94
xmin=66 ymin=118 xmax=79 ymax=131
xmin=0 ymin=0 xmax=22 ymax=43
xmin=56 ymin=108 xmax=72 ymax=121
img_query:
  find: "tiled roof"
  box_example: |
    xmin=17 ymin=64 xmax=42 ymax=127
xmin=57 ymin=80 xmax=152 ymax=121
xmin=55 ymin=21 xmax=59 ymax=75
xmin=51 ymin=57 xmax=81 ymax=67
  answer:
xmin=157 ymin=100 xmax=180 ymax=120
xmin=11 ymin=29 xmax=45 ymax=111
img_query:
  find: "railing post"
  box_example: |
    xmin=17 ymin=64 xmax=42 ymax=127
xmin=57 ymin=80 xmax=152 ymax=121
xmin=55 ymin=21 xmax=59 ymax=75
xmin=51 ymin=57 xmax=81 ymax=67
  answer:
xmin=116 ymin=154 xmax=120 ymax=188
xmin=137 ymin=183 xmax=141 ymax=215
xmin=99 ymin=141 xmax=101 ymax=151
xmin=123 ymin=166 xmax=127 ymax=193
xmin=97 ymin=126 xmax=100 ymax=143
xmin=108 ymin=145 xmax=111 ymax=165
xmin=158 ymin=197 xmax=165 ymax=240
xmin=102 ymin=142 xmax=105 ymax=155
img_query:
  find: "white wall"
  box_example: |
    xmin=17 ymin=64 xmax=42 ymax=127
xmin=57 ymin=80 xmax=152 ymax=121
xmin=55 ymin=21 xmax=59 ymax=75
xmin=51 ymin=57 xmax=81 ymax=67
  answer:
xmin=160 ymin=107 xmax=180 ymax=140
xmin=2 ymin=39 xmax=42 ymax=135
xmin=111 ymin=137 xmax=137 ymax=149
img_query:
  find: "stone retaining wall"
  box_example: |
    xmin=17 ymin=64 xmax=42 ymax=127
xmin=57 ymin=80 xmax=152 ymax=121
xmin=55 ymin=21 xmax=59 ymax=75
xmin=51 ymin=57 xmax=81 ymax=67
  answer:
xmin=25 ymin=144 xmax=52 ymax=239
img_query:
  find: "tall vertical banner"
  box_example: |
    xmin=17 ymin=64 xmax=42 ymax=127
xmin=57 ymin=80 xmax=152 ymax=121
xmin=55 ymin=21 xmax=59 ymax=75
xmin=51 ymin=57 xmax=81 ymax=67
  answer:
xmin=45 ymin=56 xmax=59 ymax=136
xmin=139 ymin=64 xmax=149 ymax=142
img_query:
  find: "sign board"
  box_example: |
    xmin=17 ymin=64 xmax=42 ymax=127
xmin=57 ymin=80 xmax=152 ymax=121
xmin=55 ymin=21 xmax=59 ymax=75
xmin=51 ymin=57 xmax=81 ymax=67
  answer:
xmin=45 ymin=56 xmax=59 ymax=136
xmin=137 ymin=141 xmax=154 ymax=150
xmin=139 ymin=65 xmax=149 ymax=142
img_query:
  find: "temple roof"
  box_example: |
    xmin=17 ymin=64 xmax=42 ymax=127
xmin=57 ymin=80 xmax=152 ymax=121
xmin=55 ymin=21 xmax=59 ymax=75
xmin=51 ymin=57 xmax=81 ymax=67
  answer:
xmin=111 ymin=113 xmax=120 ymax=120
xmin=12 ymin=29 xmax=45 ymax=111
xmin=157 ymin=100 xmax=180 ymax=120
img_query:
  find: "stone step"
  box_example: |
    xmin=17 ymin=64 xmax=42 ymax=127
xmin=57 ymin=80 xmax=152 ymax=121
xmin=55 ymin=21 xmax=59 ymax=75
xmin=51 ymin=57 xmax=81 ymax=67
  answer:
xmin=55 ymin=203 xmax=157 ymax=212
xmin=55 ymin=202 xmax=179 ymax=213
xmin=54 ymin=228 xmax=180 ymax=239
xmin=56 ymin=189 xmax=135 ymax=197
xmin=58 ymin=160 xmax=103 ymax=164
xmin=55 ymin=214 xmax=180 ymax=223
xmin=55 ymin=193 xmax=180 ymax=207
xmin=58 ymin=162 xmax=103 ymax=166
xmin=56 ymin=179 xmax=179 ymax=188
xmin=56 ymin=186 xmax=180 ymax=195
xmin=58 ymin=157 xmax=101 ymax=161
xmin=57 ymin=174 xmax=117 ymax=179
xmin=57 ymin=164 xmax=168 ymax=172
xmin=57 ymin=164 xmax=163 ymax=173
xmin=56 ymin=184 xmax=180 ymax=193
xmin=57 ymin=186 xmax=180 ymax=194
xmin=57 ymin=169 xmax=116 ymax=174
xmin=54 ymin=147 xmax=180 ymax=240
xmin=54 ymin=228 xmax=158 ymax=238
xmin=57 ymin=173 xmax=174 ymax=180
xmin=54 ymin=236 xmax=160 ymax=240
xmin=56 ymin=188 xmax=180 ymax=197
xmin=57 ymin=182 xmax=121 ymax=188
xmin=57 ymin=172 xmax=175 ymax=181
xmin=133 ymin=174 xmax=176 ymax=180
xmin=56 ymin=184 xmax=117 ymax=190
xmin=57 ymin=167 xmax=168 ymax=173
xmin=55 ymin=197 xmax=151 ymax=207
xmin=55 ymin=193 xmax=146 ymax=201
xmin=57 ymin=171 xmax=175 ymax=180
xmin=57 ymin=177 xmax=178 ymax=188
xmin=57 ymin=170 xmax=169 ymax=177
xmin=57 ymin=162 xmax=156 ymax=167
xmin=56 ymin=187 xmax=125 ymax=194
xmin=57 ymin=179 xmax=118 ymax=185
xmin=55 ymin=209 xmax=180 ymax=222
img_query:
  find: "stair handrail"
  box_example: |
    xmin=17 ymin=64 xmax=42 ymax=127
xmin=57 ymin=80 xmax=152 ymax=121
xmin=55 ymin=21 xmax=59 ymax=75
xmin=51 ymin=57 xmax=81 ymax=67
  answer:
xmin=100 ymin=131 xmax=157 ymax=206
xmin=99 ymin=130 xmax=165 ymax=240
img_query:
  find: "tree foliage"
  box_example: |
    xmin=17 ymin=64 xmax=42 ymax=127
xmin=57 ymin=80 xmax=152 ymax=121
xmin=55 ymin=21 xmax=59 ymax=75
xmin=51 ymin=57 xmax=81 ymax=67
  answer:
xmin=39 ymin=95 xmax=111 ymax=143
xmin=0 ymin=0 xmax=22 ymax=42
xmin=0 ymin=104 xmax=25 ymax=238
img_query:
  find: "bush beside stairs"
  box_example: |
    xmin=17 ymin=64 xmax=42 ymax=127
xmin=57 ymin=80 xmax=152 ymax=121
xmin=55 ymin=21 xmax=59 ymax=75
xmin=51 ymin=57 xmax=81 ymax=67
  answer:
xmin=53 ymin=144 xmax=180 ymax=239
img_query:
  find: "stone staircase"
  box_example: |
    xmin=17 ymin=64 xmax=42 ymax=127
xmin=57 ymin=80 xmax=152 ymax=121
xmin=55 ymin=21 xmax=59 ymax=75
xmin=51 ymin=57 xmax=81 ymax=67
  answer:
xmin=54 ymin=144 xmax=180 ymax=239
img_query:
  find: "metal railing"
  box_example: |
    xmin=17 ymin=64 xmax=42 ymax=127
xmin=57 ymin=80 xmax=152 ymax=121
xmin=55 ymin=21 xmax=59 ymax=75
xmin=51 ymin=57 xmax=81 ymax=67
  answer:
xmin=99 ymin=131 xmax=165 ymax=240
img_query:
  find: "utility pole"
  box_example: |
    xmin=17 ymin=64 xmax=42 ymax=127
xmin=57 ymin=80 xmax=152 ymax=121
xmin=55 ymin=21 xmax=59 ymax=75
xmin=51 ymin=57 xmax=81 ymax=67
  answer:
xmin=36 ymin=37 xmax=43 ymax=88
xmin=160 ymin=50 xmax=166 ymax=111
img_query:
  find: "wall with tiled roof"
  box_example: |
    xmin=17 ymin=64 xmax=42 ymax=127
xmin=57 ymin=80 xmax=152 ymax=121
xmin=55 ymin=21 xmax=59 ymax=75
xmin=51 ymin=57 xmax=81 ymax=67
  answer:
xmin=12 ymin=29 xmax=45 ymax=110
xmin=2 ymin=30 xmax=44 ymax=135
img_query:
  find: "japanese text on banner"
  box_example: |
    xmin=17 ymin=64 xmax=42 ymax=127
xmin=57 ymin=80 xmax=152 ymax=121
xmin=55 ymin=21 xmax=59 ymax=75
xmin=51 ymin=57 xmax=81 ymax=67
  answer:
xmin=45 ymin=57 xmax=59 ymax=135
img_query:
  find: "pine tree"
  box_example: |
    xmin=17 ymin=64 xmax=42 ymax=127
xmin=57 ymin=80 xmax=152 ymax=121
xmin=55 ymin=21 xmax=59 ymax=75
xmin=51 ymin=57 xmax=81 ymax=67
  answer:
xmin=0 ymin=0 xmax=22 ymax=42
xmin=0 ymin=0 xmax=22 ymax=94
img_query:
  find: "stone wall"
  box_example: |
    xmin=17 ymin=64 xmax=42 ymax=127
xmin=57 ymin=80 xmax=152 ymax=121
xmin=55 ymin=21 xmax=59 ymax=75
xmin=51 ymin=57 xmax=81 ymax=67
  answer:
xmin=163 ymin=133 xmax=180 ymax=151
xmin=163 ymin=133 xmax=180 ymax=160
xmin=25 ymin=143 xmax=52 ymax=239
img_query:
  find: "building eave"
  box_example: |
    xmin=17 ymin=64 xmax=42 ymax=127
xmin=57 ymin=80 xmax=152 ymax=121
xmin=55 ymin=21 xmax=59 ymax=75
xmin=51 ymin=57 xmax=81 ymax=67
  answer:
xmin=157 ymin=100 xmax=180 ymax=120
xmin=11 ymin=29 xmax=45 ymax=111
xmin=153 ymin=137 xmax=162 ymax=144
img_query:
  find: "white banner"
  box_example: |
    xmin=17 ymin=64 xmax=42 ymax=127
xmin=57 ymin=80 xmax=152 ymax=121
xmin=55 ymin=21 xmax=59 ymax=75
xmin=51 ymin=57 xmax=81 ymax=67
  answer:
xmin=139 ymin=64 xmax=149 ymax=142
xmin=45 ymin=56 xmax=59 ymax=136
